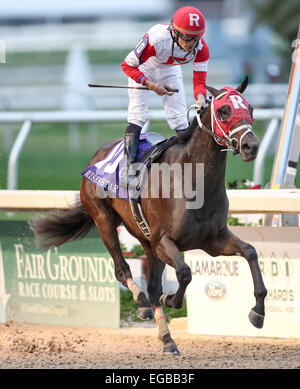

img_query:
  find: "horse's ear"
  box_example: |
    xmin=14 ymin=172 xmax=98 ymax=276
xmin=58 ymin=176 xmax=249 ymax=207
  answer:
xmin=236 ymin=76 xmax=248 ymax=94
xmin=205 ymin=85 xmax=219 ymax=97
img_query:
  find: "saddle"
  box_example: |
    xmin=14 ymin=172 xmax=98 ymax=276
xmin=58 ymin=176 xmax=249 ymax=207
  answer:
xmin=81 ymin=132 xmax=177 ymax=239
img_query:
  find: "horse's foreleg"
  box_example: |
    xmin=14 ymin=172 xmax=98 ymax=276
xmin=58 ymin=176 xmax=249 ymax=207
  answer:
xmin=154 ymin=234 xmax=192 ymax=310
xmin=204 ymin=227 xmax=267 ymax=328
xmin=142 ymin=242 xmax=179 ymax=355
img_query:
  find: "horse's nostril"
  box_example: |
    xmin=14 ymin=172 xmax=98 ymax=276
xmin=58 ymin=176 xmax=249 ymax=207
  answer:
xmin=242 ymin=143 xmax=250 ymax=151
xmin=242 ymin=143 xmax=258 ymax=157
xmin=250 ymin=143 xmax=258 ymax=153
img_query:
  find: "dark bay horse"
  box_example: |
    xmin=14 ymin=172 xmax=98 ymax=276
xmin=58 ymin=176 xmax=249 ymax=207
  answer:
xmin=30 ymin=77 xmax=267 ymax=355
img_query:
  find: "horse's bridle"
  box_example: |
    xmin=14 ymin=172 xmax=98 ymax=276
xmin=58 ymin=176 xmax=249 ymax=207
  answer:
xmin=187 ymin=95 xmax=254 ymax=155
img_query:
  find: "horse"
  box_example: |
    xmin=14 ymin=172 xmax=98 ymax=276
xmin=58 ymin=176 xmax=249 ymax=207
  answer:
xmin=29 ymin=76 xmax=267 ymax=355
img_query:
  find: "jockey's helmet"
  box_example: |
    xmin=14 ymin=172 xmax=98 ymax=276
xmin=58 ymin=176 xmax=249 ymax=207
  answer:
xmin=172 ymin=6 xmax=205 ymax=36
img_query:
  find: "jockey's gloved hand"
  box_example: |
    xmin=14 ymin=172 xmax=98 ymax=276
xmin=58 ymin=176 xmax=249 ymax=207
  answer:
xmin=196 ymin=94 xmax=206 ymax=109
xmin=145 ymin=80 xmax=174 ymax=96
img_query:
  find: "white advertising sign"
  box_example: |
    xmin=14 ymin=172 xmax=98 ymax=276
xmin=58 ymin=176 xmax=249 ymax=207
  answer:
xmin=185 ymin=228 xmax=300 ymax=338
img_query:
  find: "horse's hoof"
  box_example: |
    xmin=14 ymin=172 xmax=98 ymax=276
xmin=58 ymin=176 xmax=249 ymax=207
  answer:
xmin=163 ymin=342 xmax=180 ymax=355
xmin=159 ymin=292 xmax=174 ymax=307
xmin=249 ymin=309 xmax=264 ymax=329
xmin=137 ymin=307 xmax=153 ymax=321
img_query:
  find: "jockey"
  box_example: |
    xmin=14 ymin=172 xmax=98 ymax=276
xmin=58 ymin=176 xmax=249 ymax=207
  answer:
xmin=121 ymin=5 xmax=209 ymax=184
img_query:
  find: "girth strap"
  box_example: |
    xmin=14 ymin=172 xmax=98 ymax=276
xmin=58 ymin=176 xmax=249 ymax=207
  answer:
xmin=128 ymin=136 xmax=178 ymax=240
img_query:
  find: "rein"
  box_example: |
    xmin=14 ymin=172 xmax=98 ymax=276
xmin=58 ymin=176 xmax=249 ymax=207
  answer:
xmin=187 ymin=96 xmax=253 ymax=155
xmin=187 ymin=103 xmax=234 ymax=151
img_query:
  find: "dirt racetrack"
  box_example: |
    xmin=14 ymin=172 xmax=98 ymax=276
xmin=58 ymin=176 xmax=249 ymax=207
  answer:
xmin=0 ymin=320 xmax=299 ymax=369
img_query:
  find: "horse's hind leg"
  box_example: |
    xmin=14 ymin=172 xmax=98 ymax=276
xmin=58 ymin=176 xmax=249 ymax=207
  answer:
xmin=86 ymin=201 xmax=152 ymax=320
xmin=141 ymin=242 xmax=179 ymax=355
xmin=204 ymin=227 xmax=267 ymax=328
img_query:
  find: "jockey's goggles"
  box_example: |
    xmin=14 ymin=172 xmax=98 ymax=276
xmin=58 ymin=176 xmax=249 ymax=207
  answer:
xmin=178 ymin=33 xmax=202 ymax=42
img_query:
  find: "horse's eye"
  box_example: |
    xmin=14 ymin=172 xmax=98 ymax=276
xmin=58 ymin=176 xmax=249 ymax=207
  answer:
xmin=216 ymin=105 xmax=231 ymax=121
xmin=222 ymin=105 xmax=231 ymax=117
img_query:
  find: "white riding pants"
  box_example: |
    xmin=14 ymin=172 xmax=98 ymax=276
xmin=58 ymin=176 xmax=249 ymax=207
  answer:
xmin=127 ymin=71 xmax=188 ymax=131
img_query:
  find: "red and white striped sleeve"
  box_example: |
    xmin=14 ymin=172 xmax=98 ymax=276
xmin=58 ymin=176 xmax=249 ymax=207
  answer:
xmin=193 ymin=39 xmax=209 ymax=99
xmin=121 ymin=34 xmax=156 ymax=85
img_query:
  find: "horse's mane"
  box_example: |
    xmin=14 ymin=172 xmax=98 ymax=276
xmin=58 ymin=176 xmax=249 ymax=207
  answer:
xmin=175 ymin=109 xmax=205 ymax=143
xmin=190 ymin=115 xmax=199 ymax=131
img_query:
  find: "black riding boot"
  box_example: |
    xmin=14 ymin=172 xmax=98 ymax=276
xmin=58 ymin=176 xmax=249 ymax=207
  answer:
xmin=123 ymin=123 xmax=142 ymax=185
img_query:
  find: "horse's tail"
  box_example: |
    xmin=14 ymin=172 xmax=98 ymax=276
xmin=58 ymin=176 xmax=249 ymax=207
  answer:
xmin=29 ymin=201 xmax=95 ymax=250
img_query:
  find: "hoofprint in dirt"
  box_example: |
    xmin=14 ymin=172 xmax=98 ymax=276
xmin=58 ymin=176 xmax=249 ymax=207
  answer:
xmin=0 ymin=321 xmax=299 ymax=369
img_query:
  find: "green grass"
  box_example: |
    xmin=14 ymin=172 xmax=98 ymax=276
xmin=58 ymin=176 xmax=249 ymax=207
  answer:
xmin=4 ymin=51 xmax=67 ymax=67
xmin=87 ymin=49 xmax=132 ymax=65
xmin=1 ymin=119 xmax=298 ymax=191
xmin=0 ymin=120 xmax=173 ymax=190
xmin=0 ymin=212 xmax=36 ymax=221
xmin=3 ymin=49 xmax=131 ymax=68
xmin=120 ymin=289 xmax=187 ymax=324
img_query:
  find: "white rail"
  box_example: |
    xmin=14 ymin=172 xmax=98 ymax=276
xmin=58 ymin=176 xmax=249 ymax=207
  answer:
xmin=0 ymin=189 xmax=299 ymax=214
xmin=0 ymin=109 xmax=284 ymax=123
xmin=0 ymin=190 xmax=79 ymax=211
